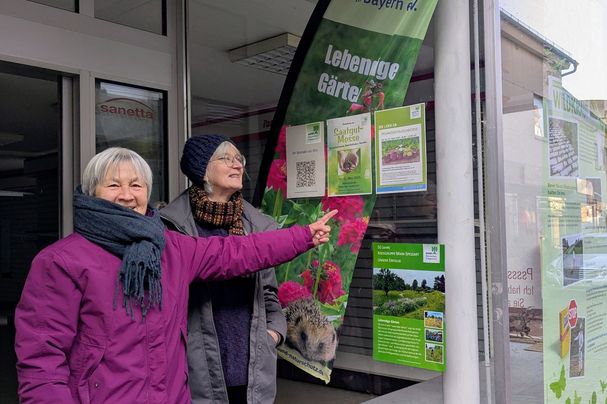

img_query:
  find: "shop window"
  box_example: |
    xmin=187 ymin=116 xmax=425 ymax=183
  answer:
xmin=27 ymin=0 xmax=77 ymax=12
xmin=95 ymin=80 xmax=167 ymax=205
xmin=339 ymin=108 xmax=438 ymax=357
xmin=190 ymin=98 xmax=276 ymax=202
xmin=185 ymin=0 xmax=448 ymax=394
xmin=183 ymin=0 xmax=464 ymax=397
xmin=95 ymin=0 xmax=166 ymax=35
xmin=500 ymin=2 xmax=607 ymax=401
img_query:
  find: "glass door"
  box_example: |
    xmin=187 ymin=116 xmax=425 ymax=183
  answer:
xmin=0 ymin=61 xmax=71 ymax=404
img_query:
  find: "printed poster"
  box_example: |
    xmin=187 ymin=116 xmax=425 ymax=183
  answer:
xmin=260 ymin=0 xmax=438 ymax=382
xmin=375 ymin=104 xmax=427 ymax=193
xmin=327 ymin=113 xmax=372 ymax=196
xmin=372 ymin=243 xmax=446 ymax=372
xmin=541 ymin=77 xmax=607 ymax=403
xmin=286 ymin=122 xmax=326 ymax=198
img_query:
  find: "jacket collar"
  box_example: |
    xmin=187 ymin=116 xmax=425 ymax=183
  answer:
xmin=160 ymin=189 xmax=261 ymax=236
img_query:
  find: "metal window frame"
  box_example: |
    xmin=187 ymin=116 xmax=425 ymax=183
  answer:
xmin=482 ymin=0 xmax=512 ymax=402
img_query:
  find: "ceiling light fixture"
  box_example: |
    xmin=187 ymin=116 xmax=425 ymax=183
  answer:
xmin=228 ymin=33 xmax=300 ymax=75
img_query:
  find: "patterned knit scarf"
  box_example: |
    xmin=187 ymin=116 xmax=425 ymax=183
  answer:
xmin=188 ymin=185 xmax=245 ymax=235
xmin=73 ymin=187 xmax=166 ymax=320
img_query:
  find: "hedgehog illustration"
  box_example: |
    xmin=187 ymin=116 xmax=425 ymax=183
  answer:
xmin=285 ymin=298 xmax=337 ymax=362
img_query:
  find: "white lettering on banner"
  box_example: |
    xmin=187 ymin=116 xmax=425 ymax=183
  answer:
xmin=324 ymin=44 xmax=400 ymax=80
xmin=318 ymin=44 xmax=402 ymax=101
xmin=317 ymin=73 xmax=360 ymax=102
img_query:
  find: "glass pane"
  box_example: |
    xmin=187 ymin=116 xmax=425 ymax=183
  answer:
xmin=188 ymin=0 xmax=308 ymax=200
xmin=95 ymin=80 xmax=167 ymax=205
xmin=0 ymin=62 xmax=62 ymax=403
xmin=500 ymin=2 xmax=607 ymax=402
xmin=27 ymin=0 xmax=76 ymax=12
xmin=187 ymin=0 xmax=443 ymax=397
xmin=95 ymin=0 xmax=165 ymax=35
xmin=191 ymin=100 xmax=275 ymax=202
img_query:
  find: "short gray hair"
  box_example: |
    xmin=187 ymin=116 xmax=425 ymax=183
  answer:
xmin=82 ymin=147 xmax=153 ymax=198
xmin=203 ymin=141 xmax=242 ymax=194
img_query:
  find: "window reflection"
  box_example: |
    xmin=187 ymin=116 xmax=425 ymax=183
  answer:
xmin=501 ymin=2 xmax=607 ymax=401
xmin=95 ymin=80 xmax=167 ymax=205
xmin=0 ymin=64 xmax=61 ymax=293
xmin=186 ymin=0 xmax=439 ymax=393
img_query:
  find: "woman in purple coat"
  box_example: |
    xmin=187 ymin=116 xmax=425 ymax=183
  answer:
xmin=14 ymin=147 xmax=335 ymax=403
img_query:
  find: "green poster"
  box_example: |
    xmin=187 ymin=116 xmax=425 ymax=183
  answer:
xmin=541 ymin=77 xmax=607 ymax=403
xmin=261 ymin=0 xmax=438 ymax=382
xmin=327 ymin=113 xmax=373 ymax=196
xmin=375 ymin=104 xmax=427 ymax=193
xmin=372 ymin=243 xmax=446 ymax=371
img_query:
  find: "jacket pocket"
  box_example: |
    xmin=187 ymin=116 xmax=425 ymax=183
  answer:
xmin=265 ymin=330 xmax=278 ymax=358
xmin=249 ymin=330 xmax=278 ymax=403
xmin=69 ymin=329 xmax=107 ymax=403
xmin=180 ymin=325 xmax=189 ymax=384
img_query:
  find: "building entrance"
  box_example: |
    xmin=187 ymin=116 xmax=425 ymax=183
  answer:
xmin=0 ymin=61 xmax=69 ymax=403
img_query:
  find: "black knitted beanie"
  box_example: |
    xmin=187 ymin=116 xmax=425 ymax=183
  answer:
xmin=180 ymin=134 xmax=229 ymax=186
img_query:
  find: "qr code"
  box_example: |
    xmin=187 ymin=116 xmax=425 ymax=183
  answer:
xmin=296 ymin=161 xmax=316 ymax=187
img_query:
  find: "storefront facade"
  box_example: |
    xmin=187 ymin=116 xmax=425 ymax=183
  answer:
xmin=0 ymin=1 xmax=605 ymax=403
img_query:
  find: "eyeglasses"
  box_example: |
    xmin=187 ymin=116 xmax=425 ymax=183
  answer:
xmin=213 ymin=153 xmax=246 ymax=168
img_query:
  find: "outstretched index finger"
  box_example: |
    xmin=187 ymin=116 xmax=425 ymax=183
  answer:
xmin=318 ymin=209 xmax=338 ymax=225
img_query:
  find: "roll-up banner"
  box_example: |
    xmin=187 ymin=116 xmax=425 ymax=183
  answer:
xmin=259 ymin=0 xmax=438 ymax=382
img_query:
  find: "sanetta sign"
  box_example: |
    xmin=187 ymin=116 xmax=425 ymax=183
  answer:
xmin=97 ymin=98 xmax=155 ymax=120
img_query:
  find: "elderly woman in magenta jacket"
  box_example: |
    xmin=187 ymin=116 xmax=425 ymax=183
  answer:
xmin=161 ymin=135 xmax=285 ymax=403
xmin=14 ymin=147 xmax=335 ymax=404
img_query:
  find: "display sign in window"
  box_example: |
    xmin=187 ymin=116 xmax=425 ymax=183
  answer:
xmin=372 ymin=242 xmax=446 ymax=372
xmin=95 ymin=80 xmax=167 ymax=205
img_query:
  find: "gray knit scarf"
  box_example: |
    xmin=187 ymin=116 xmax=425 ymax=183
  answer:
xmin=73 ymin=187 xmax=166 ymax=319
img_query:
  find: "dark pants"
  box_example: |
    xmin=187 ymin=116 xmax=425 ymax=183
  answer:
xmin=227 ymin=385 xmax=247 ymax=404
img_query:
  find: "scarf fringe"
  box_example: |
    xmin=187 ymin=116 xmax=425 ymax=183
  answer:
xmin=74 ymin=189 xmax=165 ymax=320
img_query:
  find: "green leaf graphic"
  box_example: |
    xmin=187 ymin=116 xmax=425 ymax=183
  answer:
xmin=549 ymin=365 xmax=566 ymax=399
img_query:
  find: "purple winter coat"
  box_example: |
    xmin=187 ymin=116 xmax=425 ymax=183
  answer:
xmin=15 ymin=226 xmax=313 ymax=403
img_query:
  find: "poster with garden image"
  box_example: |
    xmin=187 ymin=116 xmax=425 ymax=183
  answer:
xmin=541 ymin=77 xmax=607 ymax=403
xmin=375 ymin=103 xmax=427 ymax=193
xmin=372 ymin=243 xmax=446 ymax=371
xmin=261 ymin=0 xmax=438 ymax=382
xmin=327 ymin=113 xmax=373 ymax=196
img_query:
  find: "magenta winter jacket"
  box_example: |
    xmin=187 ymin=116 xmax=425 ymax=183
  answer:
xmin=15 ymin=226 xmax=312 ymax=404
